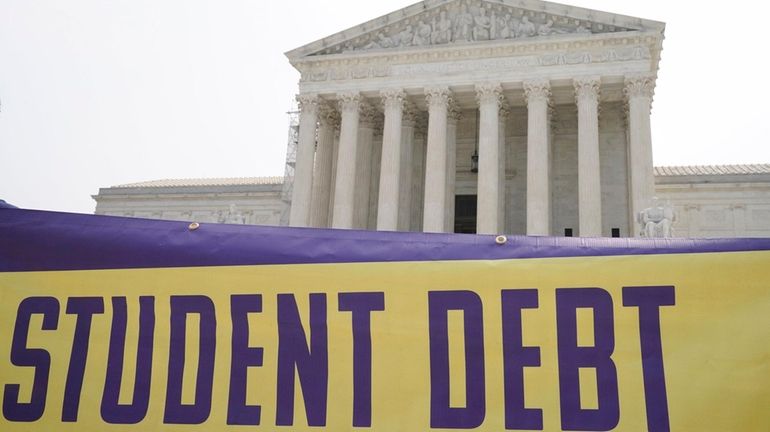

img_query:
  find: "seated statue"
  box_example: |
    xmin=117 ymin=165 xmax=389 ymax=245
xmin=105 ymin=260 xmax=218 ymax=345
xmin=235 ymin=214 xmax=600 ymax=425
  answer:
xmin=397 ymin=25 xmax=414 ymax=47
xmin=517 ymin=16 xmax=536 ymax=38
xmin=430 ymin=10 xmax=452 ymax=44
xmin=472 ymin=9 xmax=491 ymax=41
xmin=412 ymin=20 xmax=432 ymax=46
xmin=638 ymin=197 xmax=676 ymax=238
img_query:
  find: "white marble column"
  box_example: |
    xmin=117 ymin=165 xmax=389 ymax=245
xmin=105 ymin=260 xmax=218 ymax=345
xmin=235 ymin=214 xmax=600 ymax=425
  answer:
xmin=444 ymin=104 xmax=460 ymax=233
xmin=624 ymin=74 xmax=655 ymax=236
xmin=309 ymin=104 xmax=338 ymax=228
xmin=475 ymin=83 xmax=502 ymax=235
xmin=411 ymin=119 xmax=427 ymax=232
xmin=327 ymin=130 xmax=340 ymax=224
xmin=398 ymin=106 xmax=416 ymax=231
xmin=524 ymin=79 xmax=552 ymax=236
xmin=377 ymin=89 xmax=406 ymax=231
xmin=289 ymin=93 xmax=319 ymax=227
xmin=423 ymin=87 xmax=451 ymax=233
xmin=498 ymin=104 xmax=509 ymax=233
xmin=354 ymin=104 xmax=377 ymax=229
xmin=575 ymin=76 xmax=602 ymax=237
xmin=332 ymin=92 xmax=361 ymax=229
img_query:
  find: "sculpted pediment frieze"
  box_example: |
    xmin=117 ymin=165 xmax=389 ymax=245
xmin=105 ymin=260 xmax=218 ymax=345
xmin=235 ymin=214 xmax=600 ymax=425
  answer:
xmin=307 ymin=0 xmax=639 ymax=57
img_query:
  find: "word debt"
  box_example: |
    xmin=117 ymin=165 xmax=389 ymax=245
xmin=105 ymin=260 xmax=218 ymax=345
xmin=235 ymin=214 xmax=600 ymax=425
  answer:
xmin=2 ymin=287 xmax=675 ymax=431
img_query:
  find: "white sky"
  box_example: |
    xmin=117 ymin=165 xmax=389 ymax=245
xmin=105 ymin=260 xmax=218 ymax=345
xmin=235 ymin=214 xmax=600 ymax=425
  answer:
xmin=1 ymin=0 xmax=769 ymax=214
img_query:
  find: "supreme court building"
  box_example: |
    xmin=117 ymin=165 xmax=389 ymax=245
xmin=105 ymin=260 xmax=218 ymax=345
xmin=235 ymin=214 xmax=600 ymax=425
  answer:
xmin=93 ymin=0 xmax=770 ymax=238
xmin=286 ymin=0 xmax=663 ymax=237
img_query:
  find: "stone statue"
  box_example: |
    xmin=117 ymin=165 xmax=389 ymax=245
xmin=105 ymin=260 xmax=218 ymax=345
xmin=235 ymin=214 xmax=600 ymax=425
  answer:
xmin=517 ymin=16 xmax=536 ymax=38
xmin=364 ymin=32 xmax=396 ymax=50
xmin=496 ymin=13 xmax=511 ymax=39
xmin=538 ymin=19 xmax=554 ymax=36
xmin=222 ymin=204 xmax=246 ymax=225
xmin=397 ymin=25 xmax=414 ymax=47
xmin=412 ymin=20 xmax=432 ymax=46
xmin=508 ymin=17 xmax=519 ymax=38
xmin=431 ymin=10 xmax=452 ymax=44
xmin=344 ymin=6 xmax=608 ymax=52
xmin=453 ymin=3 xmax=473 ymax=42
xmin=472 ymin=8 xmax=492 ymax=41
xmin=576 ymin=24 xmax=592 ymax=34
xmin=638 ymin=197 xmax=676 ymax=238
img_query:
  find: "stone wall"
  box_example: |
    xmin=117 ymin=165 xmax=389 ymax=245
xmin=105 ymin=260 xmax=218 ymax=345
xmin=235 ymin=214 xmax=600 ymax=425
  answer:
xmin=93 ymin=183 xmax=284 ymax=226
xmin=656 ymin=180 xmax=770 ymax=238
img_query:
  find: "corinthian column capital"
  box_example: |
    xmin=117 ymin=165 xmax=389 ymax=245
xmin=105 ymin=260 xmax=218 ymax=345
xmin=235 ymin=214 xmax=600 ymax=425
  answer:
xmin=359 ymin=103 xmax=378 ymax=128
xmin=448 ymin=100 xmax=462 ymax=124
xmin=623 ymin=74 xmax=655 ymax=99
xmin=337 ymin=91 xmax=362 ymax=112
xmin=380 ymin=88 xmax=407 ymax=111
xmin=574 ymin=76 xmax=601 ymax=103
xmin=296 ymin=93 xmax=320 ymax=114
xmin=425 ymin=86 xmax=452 ymax=108
xmin=523 ymin=79 xmax=551 ymax=106
xmin=318 ymin=102 xmax=340 ymax=128
xmin=474 ymin=82 xmax=503 ymax=106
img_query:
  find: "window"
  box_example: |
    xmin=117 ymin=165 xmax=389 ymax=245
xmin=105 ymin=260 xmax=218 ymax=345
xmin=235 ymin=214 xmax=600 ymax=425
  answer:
xmin=611 ymin=228 xmax=620 ymax=238
xmin=564 ymin=228 xmax=573 ymax=237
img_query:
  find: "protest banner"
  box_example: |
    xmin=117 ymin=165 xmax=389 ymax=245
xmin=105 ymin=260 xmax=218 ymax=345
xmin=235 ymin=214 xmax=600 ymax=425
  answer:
xmin=1 ymin=207 xmax=769 ymax=431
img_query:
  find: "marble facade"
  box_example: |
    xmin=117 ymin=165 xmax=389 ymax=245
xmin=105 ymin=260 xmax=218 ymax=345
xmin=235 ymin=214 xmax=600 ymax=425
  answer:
xmin=91 ymin=1 xmax=770 ymax=239
xmin=286 ymin=0 xmax=665 ymax=236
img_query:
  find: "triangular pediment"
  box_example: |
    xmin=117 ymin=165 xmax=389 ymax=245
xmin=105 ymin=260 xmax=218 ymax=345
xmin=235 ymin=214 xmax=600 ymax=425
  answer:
xmin=286 ymin=0 xmax=664 ymax=60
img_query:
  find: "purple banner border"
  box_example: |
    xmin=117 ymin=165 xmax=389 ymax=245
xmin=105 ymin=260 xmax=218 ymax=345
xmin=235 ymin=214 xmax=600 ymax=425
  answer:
xmin=2 ymin=207 xmax=770 ymax=272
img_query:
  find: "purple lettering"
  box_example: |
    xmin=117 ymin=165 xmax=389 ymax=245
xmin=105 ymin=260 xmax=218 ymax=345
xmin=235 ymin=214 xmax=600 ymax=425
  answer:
xmin=501 ymin=289 xmax=542 ymax=430
xmin=556 ymin=288 xmax=619 ymax=431
xmin=227 ymin=294 xmax=264 ymax=425
xmin=164 ymin=296 xmax=217 ymax=424
xmin=62 ymin=297 xmax=104 ymax=422
xmin=2 ymin=297 xmax=59 ymax=422
xmin=275 ymin=293 xmax=328 ymax=426
xmin=428 ymin=290 xmax=486 ymax=429
xmin=338 ymin=292 xmax=385 ymax=427
xmin=100 ymin=296 xmax=155 ymax=424
xmin=623 ymin=286 xmax=675 ymax=432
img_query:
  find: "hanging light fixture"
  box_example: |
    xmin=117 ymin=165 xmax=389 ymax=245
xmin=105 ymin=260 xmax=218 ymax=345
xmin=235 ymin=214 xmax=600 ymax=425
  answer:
xmin=471 ymin=109 xmax=479 ymax=173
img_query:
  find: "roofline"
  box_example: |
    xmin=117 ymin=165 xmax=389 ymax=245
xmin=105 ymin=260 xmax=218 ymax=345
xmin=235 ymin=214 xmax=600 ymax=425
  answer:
xmin=285 ymin=0 xmax=665 ymax=61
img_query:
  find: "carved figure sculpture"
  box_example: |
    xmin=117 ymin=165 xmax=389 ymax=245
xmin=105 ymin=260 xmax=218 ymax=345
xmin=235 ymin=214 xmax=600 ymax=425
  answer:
xmin=472 ymin=8 xmax=492 ymax=41
xmin=364 ymin=32 xmax=395 ymax=50
xmin=413 ymin=20 xmax=432 ymax=46
xmin=490 ymin=11 xmax=498 ymax=39
xmin=576 ymin=24 xmax=592 ymax=33
xmin=398 ymin=25 xmax=414 ymax=47
xmin=517 ymin=16 xmax=536 ymax=38
xmin=453 ymin=3 xmax=473 ymax=42
xmin=377 ymin=33 xmax=396 ymax=48
xmin=538 ymin=19 xmax=554 ymax=36
xmin=638 ymin=198 xmax=676 ymax=238
xmin=508 ymin=17 xmax=519 ymax=38
xmin=431 ymin=10 xmax=452 ymax=44
xmin=497 ymin=13 xmax=511 ymax=39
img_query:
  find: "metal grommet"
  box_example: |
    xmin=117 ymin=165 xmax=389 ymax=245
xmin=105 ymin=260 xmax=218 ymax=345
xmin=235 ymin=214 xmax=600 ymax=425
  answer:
xmin=495 ymin=235 xmax=507 ymax=245
xmin=188 ymin=222 xmax=200 ymax=231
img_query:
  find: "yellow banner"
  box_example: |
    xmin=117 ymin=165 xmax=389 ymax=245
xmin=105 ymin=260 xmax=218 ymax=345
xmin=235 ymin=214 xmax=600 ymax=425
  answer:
xmin=1 ymin=251 xmax=769 ymax=431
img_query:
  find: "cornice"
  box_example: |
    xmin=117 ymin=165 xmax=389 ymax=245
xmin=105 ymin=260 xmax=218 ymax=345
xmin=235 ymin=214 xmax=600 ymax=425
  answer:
xmin=294 ymin=30 xmax=662 ymax=84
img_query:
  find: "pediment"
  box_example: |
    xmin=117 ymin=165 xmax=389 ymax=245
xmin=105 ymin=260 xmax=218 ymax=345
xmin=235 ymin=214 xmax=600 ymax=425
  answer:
xmin=286 ymin=0 xmax=664 ymax=60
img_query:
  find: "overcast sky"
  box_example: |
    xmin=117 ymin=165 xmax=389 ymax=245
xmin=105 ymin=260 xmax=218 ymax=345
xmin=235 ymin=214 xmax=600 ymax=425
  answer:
xmin=1 ymin=0 xmax=769 ymax=214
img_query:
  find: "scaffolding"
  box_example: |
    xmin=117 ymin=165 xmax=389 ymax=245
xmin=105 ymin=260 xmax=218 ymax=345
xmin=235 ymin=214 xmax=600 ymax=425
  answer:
xmin=279 ymin=109 xmax=299 ymax=226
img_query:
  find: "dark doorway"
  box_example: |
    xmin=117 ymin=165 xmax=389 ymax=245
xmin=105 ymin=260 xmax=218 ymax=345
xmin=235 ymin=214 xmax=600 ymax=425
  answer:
xmin=454 ymin=195 xmax=477 ymax=234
